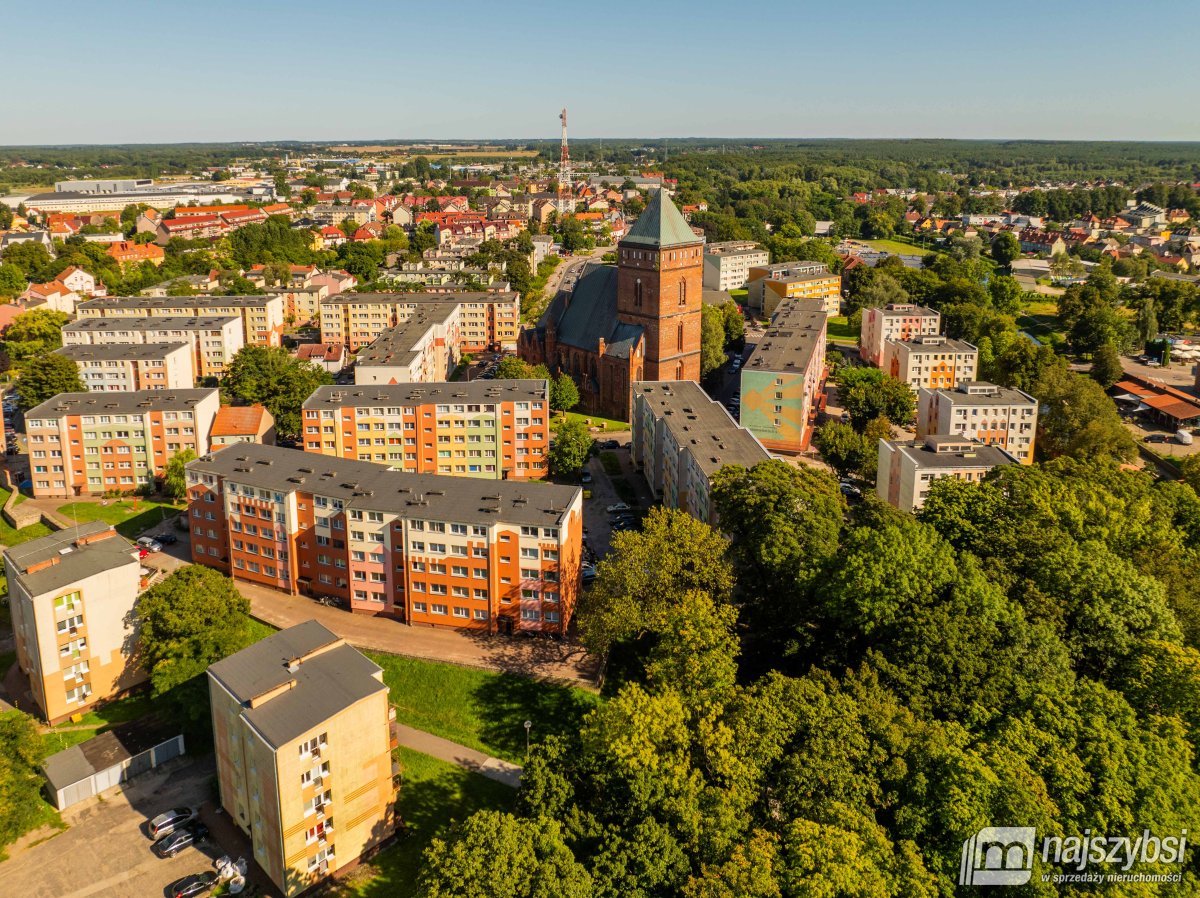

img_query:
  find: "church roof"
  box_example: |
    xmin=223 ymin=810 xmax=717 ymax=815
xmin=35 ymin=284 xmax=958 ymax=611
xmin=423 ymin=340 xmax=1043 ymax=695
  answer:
xmin=543 ymin=262 xmax=643 ymax=358
xmin=620 ymin=190 xmax=701 ymax=249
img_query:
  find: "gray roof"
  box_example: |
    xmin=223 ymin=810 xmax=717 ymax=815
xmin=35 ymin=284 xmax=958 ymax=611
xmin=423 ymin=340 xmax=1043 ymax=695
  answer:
xmin=43 ymin=717 xmax=178 ymax=793
xmin=539 ymin=263 xmax=643 ymax=359
xmin=355 ymin=304 xmax=460 ymax=370
xmin=322 ymin=291 xmax=516 ymax=306
xmin=78 ymin=295 xmax=277 ymax=312
xmin=634 ymin=381 xmax=770 ymax=476
xmin=208 ymin=620 xmax=386 ymax=750
xmin=743 ymin=298 xmax=827 ymax=374
xmin=891 ymin=335 xmax=977 ymax=354
xmin=188 ymin=443 xmax=581 ymax=528
xmin=4 ymin=522 xmax=138 ymax=597
xmin=929 ymin=382 xmax=1036 ymax=407
xmin=750 ymin=261 xmax=831 ymax=280
xmin=702 ymin=289 xmax=734 ymax=307
xmin=64 ymin=316 xmax=238 ymax=334
xmin=304 ymin=380 xmax=548 ymax=410
xmin=54 ymin=342 xmax=190 ymax=362
xmin=888 ymin=437 xmax=1019 ymax=471
xmin=620 ymin=190 xmax=702 ymax=249
xmin=26 ymin=388 xmax=218 ymax=420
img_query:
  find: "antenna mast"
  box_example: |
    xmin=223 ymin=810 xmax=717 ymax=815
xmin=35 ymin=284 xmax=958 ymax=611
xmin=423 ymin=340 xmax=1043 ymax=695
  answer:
xmin=557 ymin=107 xmax=572 ymax=216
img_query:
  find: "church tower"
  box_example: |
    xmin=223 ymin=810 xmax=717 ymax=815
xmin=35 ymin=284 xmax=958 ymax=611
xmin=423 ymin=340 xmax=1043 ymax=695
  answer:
xmin=616 ymin=190 xmax=704 ymax=383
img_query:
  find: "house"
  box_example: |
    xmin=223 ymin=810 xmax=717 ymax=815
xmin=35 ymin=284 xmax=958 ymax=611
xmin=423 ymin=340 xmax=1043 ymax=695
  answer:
xmin=0 ymin=230 xmax=54 ymax=256
xmin=106 ymin=241 xmax=166 ymax=268
xmin=876 ymin=435 xmax=1019 ymax=512
xmin=352 ymin=222 xmax=385 ymax=242
xmin=210 ymin=404 xmax=275 ymax=447
xmin=319 ymin=226 xmax=346 ymax=249
xmin=18 ymin=281 xmax=79 ymax=315
xmin=53 ymin=266 xmax=103 ymax=297
xmin=295 ymin=342 xmax=345 ymax=374
xmin=1017 ymin=228 xmax=1068 ymax=256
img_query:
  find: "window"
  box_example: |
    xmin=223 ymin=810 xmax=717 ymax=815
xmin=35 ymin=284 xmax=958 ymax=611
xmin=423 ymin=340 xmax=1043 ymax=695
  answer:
xmin=298 ymin=734 xmax=327 ymax=758
xmin=430 ymin=603 xmax=448 ymax=615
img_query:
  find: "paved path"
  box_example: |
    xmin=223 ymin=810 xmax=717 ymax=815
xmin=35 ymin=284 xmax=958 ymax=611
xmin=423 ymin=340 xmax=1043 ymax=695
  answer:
xmin=394 ymin=724 xmax=522 ymax=788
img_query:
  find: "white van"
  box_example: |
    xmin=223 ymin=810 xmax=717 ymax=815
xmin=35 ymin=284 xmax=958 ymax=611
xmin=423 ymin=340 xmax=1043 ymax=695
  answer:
xmin=1177 ymin=429 xmax=1194 ymax=445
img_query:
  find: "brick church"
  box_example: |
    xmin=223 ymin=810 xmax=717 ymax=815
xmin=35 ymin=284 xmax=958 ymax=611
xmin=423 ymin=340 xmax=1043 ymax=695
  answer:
xmin=519 ymin=190 xmax=703 ymax=420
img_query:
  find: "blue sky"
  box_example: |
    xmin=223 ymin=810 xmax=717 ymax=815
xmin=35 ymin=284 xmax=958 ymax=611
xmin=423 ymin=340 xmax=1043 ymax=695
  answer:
xmin=3 ymin=0 xmax=1198 ymax=144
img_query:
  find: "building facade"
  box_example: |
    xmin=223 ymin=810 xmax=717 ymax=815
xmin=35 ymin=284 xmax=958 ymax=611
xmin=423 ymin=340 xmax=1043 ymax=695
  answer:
xmin=352 ymin=305 xmax=461 ymax=385
xmin=26 ymin=389 xmax=220 ymax=497
xmin=302 ymin=381 xmax=549 ymax=479
xmin=54 ymin=343 xmax=195 ymax=392
xmin=319 ymin=292 xmax=519 ymax=354
xmin=208 ymin=621 xmax=397 ymax=897
xmin=76 ymin=295 xmax=286 ymax=347
xmin=63 ymin=316 xmax=245 ymax=380
xmin=632 ymin=381 xmax=770 ymax=525
xmin=876 ymin=435 xmax=1019 ymax=511
xmin=702 ymin=241 xmax=770 ymax=291
xmin=859 ymin=303 xmax=941 ymax=366
xmin=916 ymin=381 xmax=1038 ymax=464
xmin=4 ymin=522 xmax=144 ymax=724
xmin=519 ymin=190 xmax=703 ymax=420
xmin=186 ymin=445 xmax=582 ymax=632
xmin=738 ymin=298 xmax=828 ymax=452
xmin=746 ymin=262 xmax=842 ymax=315
xmin=883 ymin=335 xmax=978 ymax=391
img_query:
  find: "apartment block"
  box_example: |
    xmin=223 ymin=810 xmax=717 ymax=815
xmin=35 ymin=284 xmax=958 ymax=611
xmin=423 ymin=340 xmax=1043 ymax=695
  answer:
xmin=186 ymin=444 xmax=583 ymax=631
xmin=702 ymin=241 xmax=770 ymax=291
xmin=353 ymin=304 xmax=461 ymax=385
xmin=876 ymin=435 xmax=1019 ymax=512
xmin=319 ymin=292 xmax=519 ymax=354
xmin=302 ymin=381 xmax=550 ymax=479
xmin=76 ymin=295 xmax=286 ymax=347
xmin=859 ymin=303 xmax=940 ymax=366
xmin=208 ymin=621 xmax=397 ymax=896
xmin=883 ymin=334 xmax=978 ymax=391
xmin=632 ymin=381 xmax=770 ymax=525
xmin=54 ymin=343 xmax=196 ymax=391
xmin=746 ymin=262 xmax=842 ymax=315
xmin=4 ymin=522 xmax=144 ymax=724
xmin=63 ymin=316 xmax=244 ymax=379
xmin=26 ymin=389 xmax=220 ymax=498
xmin=739 ymin=298 xmax=828 ymax=452
xmin=917 ymin=381 xmax=1038 ymax=463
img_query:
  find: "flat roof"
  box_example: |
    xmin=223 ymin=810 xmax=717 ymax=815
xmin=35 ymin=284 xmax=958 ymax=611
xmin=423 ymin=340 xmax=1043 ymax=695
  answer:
xmin=743 ymin=298 xmax=827 ymax=373
xmin=27 ymin=388 xmax=218 ymax=420
xmin=889 ymin=437 xmax=1018 ymax=470
xmin=188 ymin=443 xmax=581 ymax=528
xmin=891 ymin=336 xmax=977 ymax=353
xmin=65 ymin=316 xmax=238 ymax=333
xmin=355 ymin=304 xmax=460 ymax=369
xmin=208 ymin=620 xmax=385 ymax=750
xmin=323 ymin=291 xmax=516 ymax=306
xmin=78 ymin=295 xmax=277 ymax=311
xmin=305 ymin=380 xmax=548 ymax=409
xmin=930 ymin=382 xmax=1036 ymax=406
xmin=54 ymin=342 xmax=191 ymax=362
xmin=4 ymin=522 xmax=138 ymax=597
xmin=43 ymin=717 xmax=178 ymax=793
xmin=634 ymin=381 xmax=770 ymax=476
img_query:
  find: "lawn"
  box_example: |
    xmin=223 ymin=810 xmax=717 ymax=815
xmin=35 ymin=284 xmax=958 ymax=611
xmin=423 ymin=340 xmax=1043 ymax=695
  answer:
xmin=862 ymin=237 xmax=939 ymax=257
xmin=40 ymin=691 xmax=157 ymax=755
xmin=365 ymin=652 xmax=600 ymax=764
xmin=0 ymin=487 xmax=53 ymax=546
xmin=551 ymin=411 xmax=629 ymax=433
xmin=827 ymin=316 xmax=858 ymax=346
xmin=56 ymin=497 xmax=184 ymax=540
xmin=1016 ymin=299 xmax=1066 ymax=346
xmin=332 ymin=747 xmax=515 ymax=898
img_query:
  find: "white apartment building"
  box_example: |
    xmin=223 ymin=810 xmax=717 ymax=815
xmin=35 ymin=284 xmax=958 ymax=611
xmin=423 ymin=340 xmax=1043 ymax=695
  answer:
xmin=62 ymin=316 xmax=244 ymax=380
xmin=916 ymin=381 xmax=1038 ymax=464
xmin=859 ymin=303 xmax=941 ymax=366
xmin=54 ymin=343 xmax=196 ymax=391
xmin=702 ymin=241 xmax=770 ymax=291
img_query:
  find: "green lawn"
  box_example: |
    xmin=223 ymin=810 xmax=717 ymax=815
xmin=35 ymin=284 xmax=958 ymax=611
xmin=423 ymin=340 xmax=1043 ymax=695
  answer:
xmin=0 ymin=487 xmax=53 ymax=546
xmin=366 ymin=652 xmax=600 ymax=764
xmin=40 ymin=690 xmax=157 ymax=755
xmin=862 ymin=238 xmax=939 ymax=257
xmin=827 ymin=316 xmax=858 ymax=346
xmin=56 ymin=498 xmax=184 ymax=540
xmin=550 ymin=411 xmax=628 ymax=433
xmin=1016 ymin=299 xmax=1066 ymax=346
xmin=333 ymin=747 xmax=515 ymax=897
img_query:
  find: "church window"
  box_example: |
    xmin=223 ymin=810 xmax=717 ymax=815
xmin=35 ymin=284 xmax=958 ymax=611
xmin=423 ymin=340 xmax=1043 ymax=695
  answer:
xmin=634 ymin=279 xmax=642 ymax=308
xmin=677 ymin=323 xmax=684 ymax=351
xmin=678 ymin=281 xmax=686 ymax=306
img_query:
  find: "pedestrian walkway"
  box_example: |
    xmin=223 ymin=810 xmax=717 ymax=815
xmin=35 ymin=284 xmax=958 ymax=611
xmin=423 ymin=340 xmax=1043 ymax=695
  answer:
xmin=394 ymin=724 xmax=522 ymax=788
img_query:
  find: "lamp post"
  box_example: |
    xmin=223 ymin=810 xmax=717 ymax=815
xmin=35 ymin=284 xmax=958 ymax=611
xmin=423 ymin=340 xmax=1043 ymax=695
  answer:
xmin=523 ymin=719 xmax=532 ymax=758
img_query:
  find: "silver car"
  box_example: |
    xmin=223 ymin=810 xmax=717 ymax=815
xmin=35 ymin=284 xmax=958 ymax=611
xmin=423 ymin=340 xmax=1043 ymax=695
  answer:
xmin=148 ymin=806 xmax=196 ymax=840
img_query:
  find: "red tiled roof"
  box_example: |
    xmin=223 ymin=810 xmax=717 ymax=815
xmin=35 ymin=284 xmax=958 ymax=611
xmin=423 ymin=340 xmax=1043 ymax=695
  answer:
xmin=211 ymin=405 xmax=270 ymax=437
xmin=296 ymin=343 xmax=343 ymax=362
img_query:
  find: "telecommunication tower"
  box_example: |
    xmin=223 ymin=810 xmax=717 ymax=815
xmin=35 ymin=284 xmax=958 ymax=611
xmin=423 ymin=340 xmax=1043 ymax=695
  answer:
xmin=557 ymin=107 xmax=572 ymax=216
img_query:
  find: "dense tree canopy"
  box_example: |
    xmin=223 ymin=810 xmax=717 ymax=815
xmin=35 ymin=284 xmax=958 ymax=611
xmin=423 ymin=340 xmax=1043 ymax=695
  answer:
xmin=17 ymin=353 xmax=84 ymax=410
xmin=220 ymin=345 xmax=333 ymax=438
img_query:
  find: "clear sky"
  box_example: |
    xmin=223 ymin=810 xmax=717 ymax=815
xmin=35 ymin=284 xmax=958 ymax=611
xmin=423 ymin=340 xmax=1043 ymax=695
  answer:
xmin=4 ymin=0 xmax=1198 ymax=145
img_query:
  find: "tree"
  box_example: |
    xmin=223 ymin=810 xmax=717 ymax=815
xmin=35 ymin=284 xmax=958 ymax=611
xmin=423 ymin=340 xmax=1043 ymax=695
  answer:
xmin=814 ymin=420 xmax=866 ymax=479
xmin=547 ymin=417 xmax=593 ymax=476
xmin=496 ymin=357 xmax=537 ymax=379
xmin=4 ymin=308 xmax=69 ymax=361
xmin=549 ymin=373 xmax=579 ymax=414
xmin=221 ymin=345 xmax=333 ymax=438
xmin=1033 ymin=366 xmax=1136 ymax=461
xmin=163 ymin=449 xmax=197 ymax=499
xmin=837 ymin=367 xmax=915 ymax=429
xmin=0 ymin=263 xmax=25 ymax=297
xmin=0 ymin=710 xmax=48 ymax=853
xmin=1183 ymin=455 xmax=1200 ymax=496
xmin=700 ymin=304 xmax=727 ymax=377
xmin=1090 ymin=341 xmax=1124 ymax=388
xmin=417 ymin=812 xmax=592 ymax=898
xmin=990 ymin=231 xmax=1021 ymax=267
xmin=17 ymin=353 xmax=85 ymax=410
xmin=720 ymin=301 xmax=745 ymax=345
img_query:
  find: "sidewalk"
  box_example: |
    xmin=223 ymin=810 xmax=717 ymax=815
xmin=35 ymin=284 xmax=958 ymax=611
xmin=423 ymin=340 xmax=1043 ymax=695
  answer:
xmin=237 ymin=579 xmax=601 ymax=687
xmin=394 ymin=724 xmax=522 ymax=788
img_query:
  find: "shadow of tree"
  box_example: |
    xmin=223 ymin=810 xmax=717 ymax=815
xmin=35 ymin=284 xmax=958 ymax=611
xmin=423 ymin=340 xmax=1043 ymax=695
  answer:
xmin=471 ymin=670 xmax=600 ymax=762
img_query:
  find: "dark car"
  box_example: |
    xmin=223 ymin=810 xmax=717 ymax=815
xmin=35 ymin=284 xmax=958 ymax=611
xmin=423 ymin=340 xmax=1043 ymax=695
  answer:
xmin=580 ymin=471 xmax=593 ymax=484
xmin=170 ymin=872 xmax=218 ymax=898
xmin=1144 ymin=434 xmax=1170 ymax=444
xmin=154 ymin=823 xmax=209 ymax=858
xmin=155 ymin=532 xmax=179 ymax=545
xmin=601 ymin=439 xmax=621 ymax=450
xmin=147 ymin=807 xmax=196 ymax=840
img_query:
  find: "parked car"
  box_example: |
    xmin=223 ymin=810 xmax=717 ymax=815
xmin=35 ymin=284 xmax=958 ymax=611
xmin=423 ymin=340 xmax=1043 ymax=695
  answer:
xmin=147 ymin=807 xmax=197 ymax=840
xmin=1144 ymin=434 xmax=1170 ymax=444
xmin=600 ymin=439 xmax=621 ymax=450
xmin=611 ymin=519 xmax=636 ymax=532
xmin=580 ymin=471 xmax=593 ymax=484
xmin=136 ymin=536 xmax=163 ymax=553
xmin=606 ymin=502 xmax=631 ymax=514
xmin=155 ymin=532 xmax=178 ymax=545
xmin=154 ymin=823 xmax=209 ymax=858
xmin=170 ymin=872 xmax=219 ymax=898
xmin=839 ymin=481 xmax=863 ymax=498
xmin=582 ymin=565 xmax=598 ymax=583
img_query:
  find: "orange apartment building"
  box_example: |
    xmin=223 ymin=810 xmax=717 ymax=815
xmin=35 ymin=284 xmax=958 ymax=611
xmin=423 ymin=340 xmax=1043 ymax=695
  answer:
xmin=301 ymin=381 xmax=550 ymax=479
xmin=882 ymin=334 xmax=978 ymax=392
xmin=859 ymin=303 xmax=941 ymax=366
xmin=26 ymin=389 xmax=220 ymax=498
xmin=62 ymin=316 xmax=244 ymax=380
xmin=4 ymin=522 xmax=145 ymax=724
xmin=208 ymin=621 xmax=397 ymax=896
xmin=54 ymin=342 xmax=196 ymax=391
xmin=319 ymin=292 xmax=520 ymax=354
xmin=746 ymin=262 xmax=842 ymax=316
xmin=186 ymin=444 xmax=583 ymax=631
xmin=76 ymin=295 xmax=286 ymax=347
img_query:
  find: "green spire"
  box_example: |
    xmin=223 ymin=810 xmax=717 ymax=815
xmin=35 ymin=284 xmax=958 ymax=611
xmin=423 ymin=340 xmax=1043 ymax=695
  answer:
xmin=621 ymin=189 xmax=700 ymax=249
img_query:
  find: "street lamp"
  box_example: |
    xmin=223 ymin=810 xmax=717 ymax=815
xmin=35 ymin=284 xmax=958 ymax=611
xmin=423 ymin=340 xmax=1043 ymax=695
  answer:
xmin=523 ymin=719 xmax=532 ymax=757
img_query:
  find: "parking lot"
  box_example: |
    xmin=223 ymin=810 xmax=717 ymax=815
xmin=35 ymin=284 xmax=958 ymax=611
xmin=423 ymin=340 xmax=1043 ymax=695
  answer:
xmin=1 ymin=757 xmax=263 ymax=898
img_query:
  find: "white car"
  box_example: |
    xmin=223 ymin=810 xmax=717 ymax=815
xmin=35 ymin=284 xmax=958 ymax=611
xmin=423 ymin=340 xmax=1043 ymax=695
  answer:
xmin=606 ymin=502 xmax=631 ymax=514
xmin=136 ymin=536 xmax=163 ymax=553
